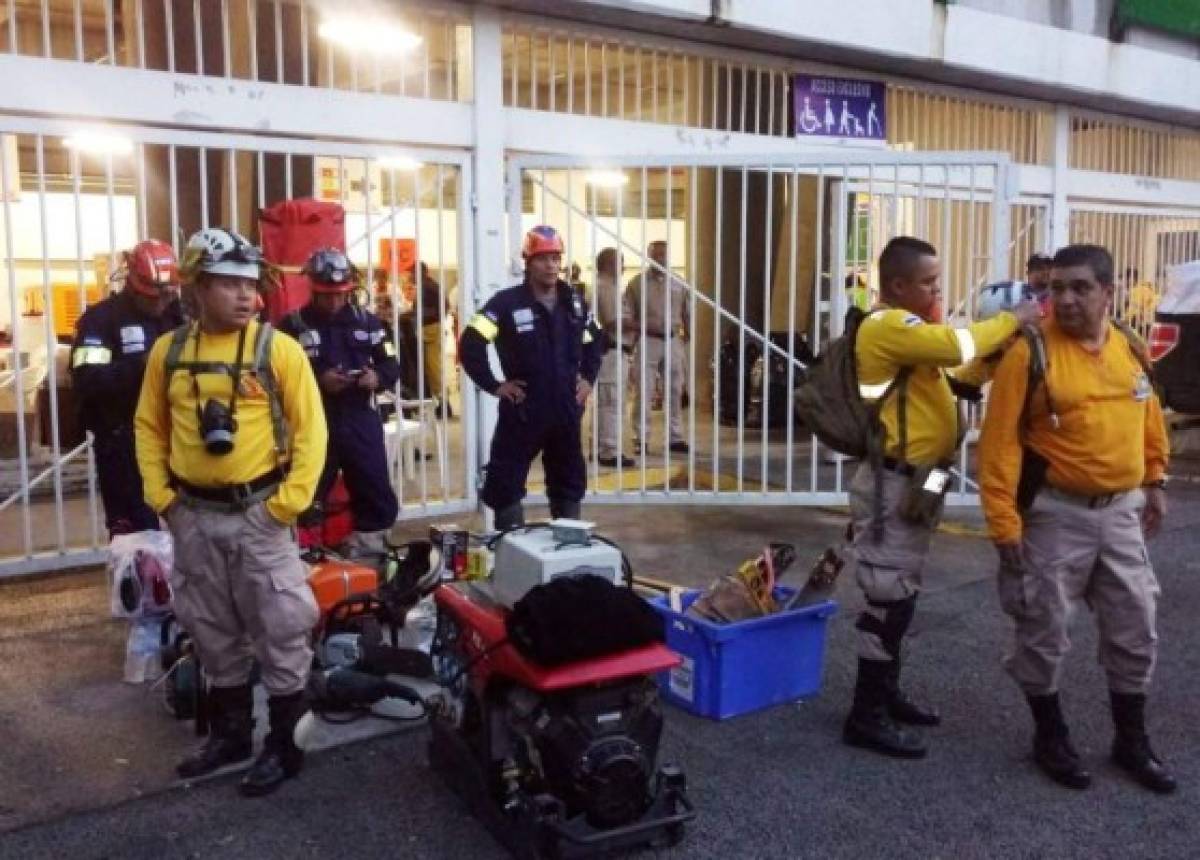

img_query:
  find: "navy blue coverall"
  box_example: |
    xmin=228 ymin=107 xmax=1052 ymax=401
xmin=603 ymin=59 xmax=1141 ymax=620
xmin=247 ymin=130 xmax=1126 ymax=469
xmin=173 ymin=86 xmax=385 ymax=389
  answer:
xmin=280 ymin=303 xmax=401 ymax=532
xmin=459 ymin=278 xmax=604 ymax=516
xmin=70 ymin=290 xmax=184 ymax=535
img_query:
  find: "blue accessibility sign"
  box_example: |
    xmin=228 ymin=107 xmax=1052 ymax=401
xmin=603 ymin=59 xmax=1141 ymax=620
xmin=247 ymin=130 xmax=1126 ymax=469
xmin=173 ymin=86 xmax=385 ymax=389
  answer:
xmin=793 ymin=74 xmax=886 ymax=141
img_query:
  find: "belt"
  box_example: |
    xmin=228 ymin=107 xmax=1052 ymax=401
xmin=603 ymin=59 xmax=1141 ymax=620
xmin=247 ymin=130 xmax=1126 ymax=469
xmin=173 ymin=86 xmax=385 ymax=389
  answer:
xmin=1043 ymin=485 xmax=1128 ymax=510
xmin=172 ymin=468 xmax=285 ymax=511
xmin=881 ymin=457 xmax=916 ymax=477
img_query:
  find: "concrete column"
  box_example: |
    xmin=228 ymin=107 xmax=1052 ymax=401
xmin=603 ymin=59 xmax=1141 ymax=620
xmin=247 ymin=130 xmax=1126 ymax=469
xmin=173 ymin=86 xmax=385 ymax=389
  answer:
xmin=1050 ymin=105 xmax=1071 ymax=251
xmin=470 ymin=7 xmax=507 ymax=506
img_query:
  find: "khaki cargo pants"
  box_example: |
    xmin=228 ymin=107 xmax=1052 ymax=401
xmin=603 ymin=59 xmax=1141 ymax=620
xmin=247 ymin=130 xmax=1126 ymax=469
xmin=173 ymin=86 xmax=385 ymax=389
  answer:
xmin=1000 ymin=488 xmax=1159 ymax=696
xmin=849 ymin=463 xmax=939 ymax=661
xmin=167 ymin=500 xmax=318 ymax=696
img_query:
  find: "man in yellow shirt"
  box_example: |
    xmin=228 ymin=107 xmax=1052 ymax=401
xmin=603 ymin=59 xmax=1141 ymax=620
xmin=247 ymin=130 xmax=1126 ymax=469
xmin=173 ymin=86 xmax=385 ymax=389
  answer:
xmin=979 ymin=244 xmax=1174 ymax=794
xmin=135 ymin=227 xmax=327 ymax=797
xmin=845 ymin=236 xmax=1039 ymax=759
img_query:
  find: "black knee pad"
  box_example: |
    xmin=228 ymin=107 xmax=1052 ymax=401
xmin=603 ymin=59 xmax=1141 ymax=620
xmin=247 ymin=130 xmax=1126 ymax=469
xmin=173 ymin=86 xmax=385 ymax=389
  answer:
xmin=860 ymin=595 xmax=917 ymax=658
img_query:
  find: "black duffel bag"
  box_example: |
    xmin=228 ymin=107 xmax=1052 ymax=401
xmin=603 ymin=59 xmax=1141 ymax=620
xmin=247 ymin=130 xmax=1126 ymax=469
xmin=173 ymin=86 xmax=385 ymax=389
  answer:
xmin=506 ymin=574 xmax=664 ymax=667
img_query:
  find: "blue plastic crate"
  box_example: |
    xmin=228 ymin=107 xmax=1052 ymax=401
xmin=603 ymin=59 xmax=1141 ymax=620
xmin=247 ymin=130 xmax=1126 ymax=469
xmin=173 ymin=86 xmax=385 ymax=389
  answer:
xmin=648 ymin=587 xmax=837 ymax=720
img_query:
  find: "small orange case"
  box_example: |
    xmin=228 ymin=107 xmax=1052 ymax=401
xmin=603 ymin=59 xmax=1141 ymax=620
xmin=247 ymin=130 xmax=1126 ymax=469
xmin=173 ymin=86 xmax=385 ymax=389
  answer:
xmin=307 ymin=560 xmax=378 ymax=616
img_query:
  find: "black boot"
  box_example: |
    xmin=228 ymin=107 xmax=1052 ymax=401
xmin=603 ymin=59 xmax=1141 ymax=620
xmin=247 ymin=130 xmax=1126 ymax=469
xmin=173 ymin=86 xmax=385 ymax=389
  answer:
xmin=1110 ymin=692 xmax=1177 ymax=794
xmin=1026 ymin=693 xmax=1091 ymax=789
xmin=549 ymin=499 xmax=581 ymax=521
xmin=884 ymin=656 xmax=941 ymax=727
xmin=176 ymin=684 xmax=254 ymax=779
xmin=842 ymin=659 xmax=927 ymax=759
xmin=493 ymin=502 xmax=525 ymax=531
xmin=239 ymin=692 xmax=308 ymax=798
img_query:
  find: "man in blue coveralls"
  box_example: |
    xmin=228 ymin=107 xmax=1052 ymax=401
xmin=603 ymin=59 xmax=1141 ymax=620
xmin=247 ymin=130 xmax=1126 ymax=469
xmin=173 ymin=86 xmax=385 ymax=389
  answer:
xmin=459 ymin=225 xmax=604 ymax=529
xmin=280 ymin=248 xmax=401 ymax=559
xmin=71 ymin=239 xmax=185 ymax=536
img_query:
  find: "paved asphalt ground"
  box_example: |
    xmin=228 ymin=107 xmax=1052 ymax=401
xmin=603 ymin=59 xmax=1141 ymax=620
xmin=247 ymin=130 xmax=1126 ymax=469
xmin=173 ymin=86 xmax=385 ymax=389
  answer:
xmin=2 ymin=476 xmax=1199 ymax=859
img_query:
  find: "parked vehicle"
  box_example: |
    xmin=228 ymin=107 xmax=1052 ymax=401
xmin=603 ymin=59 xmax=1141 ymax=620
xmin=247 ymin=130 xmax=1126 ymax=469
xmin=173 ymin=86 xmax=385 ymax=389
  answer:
xmin=1149 ymin=261 xmax=1200 ymax=416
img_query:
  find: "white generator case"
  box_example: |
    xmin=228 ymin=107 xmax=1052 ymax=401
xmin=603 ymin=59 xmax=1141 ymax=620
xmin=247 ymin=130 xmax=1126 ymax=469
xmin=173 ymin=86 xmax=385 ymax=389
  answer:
xmin=491 ymin=522 xmax=623 ymax=608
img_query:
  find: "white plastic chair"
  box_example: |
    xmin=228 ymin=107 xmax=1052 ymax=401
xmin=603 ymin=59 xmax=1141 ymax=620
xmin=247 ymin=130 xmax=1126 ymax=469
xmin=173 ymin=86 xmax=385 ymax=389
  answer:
xmin=381 ymin=396 xmax=448 ymax=488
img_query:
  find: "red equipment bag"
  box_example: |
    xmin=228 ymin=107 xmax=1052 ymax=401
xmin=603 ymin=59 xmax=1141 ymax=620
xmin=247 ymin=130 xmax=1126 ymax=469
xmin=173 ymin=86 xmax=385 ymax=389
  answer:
xmin=258 ymin=198 xmax=346 ymax=323
xmin=297 ymin=475 xmax=354 ymax=551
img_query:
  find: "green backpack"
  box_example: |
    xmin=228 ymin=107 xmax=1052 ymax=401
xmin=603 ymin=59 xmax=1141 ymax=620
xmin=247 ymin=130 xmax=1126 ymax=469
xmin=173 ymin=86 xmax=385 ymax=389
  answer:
xmin=794 ymin=307 xmax=909 ymax=460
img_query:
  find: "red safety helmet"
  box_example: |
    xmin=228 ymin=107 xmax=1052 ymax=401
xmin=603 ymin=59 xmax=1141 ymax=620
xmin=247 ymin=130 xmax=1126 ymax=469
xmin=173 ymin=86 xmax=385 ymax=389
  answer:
xmin=303 ymin=247 xmax=358 ymax=293
xmin=521 ymin=225 xmax=564 ymax=260
xmin=124 ymin=239 xmax=180 ymax=297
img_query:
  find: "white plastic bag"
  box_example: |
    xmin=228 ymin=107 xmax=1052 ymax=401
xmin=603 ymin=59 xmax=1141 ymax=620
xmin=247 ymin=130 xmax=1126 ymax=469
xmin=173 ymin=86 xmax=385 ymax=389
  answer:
xmin=108 ymin=530 xmax=175 ymax=620
xmin=124 ymin=615 xmax=164 ymax=684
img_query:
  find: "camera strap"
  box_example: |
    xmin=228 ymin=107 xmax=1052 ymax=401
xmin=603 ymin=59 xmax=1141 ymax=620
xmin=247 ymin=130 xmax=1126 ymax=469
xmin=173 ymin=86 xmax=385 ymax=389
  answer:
xmin=189 ymin=324 xmax=249 ymax=428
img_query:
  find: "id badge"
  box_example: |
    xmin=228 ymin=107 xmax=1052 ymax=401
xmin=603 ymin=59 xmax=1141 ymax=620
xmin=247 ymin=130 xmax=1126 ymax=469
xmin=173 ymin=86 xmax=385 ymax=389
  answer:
xmin=923 ymin=468 xmax=950 ymax=495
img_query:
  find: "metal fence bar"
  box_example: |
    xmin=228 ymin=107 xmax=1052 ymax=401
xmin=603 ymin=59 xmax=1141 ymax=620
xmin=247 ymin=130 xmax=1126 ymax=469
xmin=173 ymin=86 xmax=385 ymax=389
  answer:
xmin=662 ymin=164 xmax=674 ymax=481
xmin=76 ymin=0 xmax=85 ymax=61
xmin=412 ymin=163 xmax=429 ymax=505
xmin=34 ymin=135 xmax=66 ymax=552
xmin=785 ymin=164 xmax=800 ymax=494
xmin=637 ymin=164 xmax=647 ymax=492
xmin=711 ymin=166 xmax=722 ymax=494
xmin=760 ymin=162 xmax=773 ymax=495
xmin=193 ymin=0 xmax=204 ymax=75
xmin=221 ymin=0 xmax=232 ymax=76
xmin=735 ymin=165 xmax=747 ymax=493
xmin=687 ymin=164 xmax=698 ymax=492
xmin=1 ymin=133 xmax=33 ymax=555
xmin=40 ymin=0 xmax=50 ymax=58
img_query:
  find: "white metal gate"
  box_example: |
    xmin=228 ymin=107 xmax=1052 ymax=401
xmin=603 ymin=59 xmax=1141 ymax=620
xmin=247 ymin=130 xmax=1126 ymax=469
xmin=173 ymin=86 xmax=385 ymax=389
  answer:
xmin=0 ymin=117 xmax=476 ymax=577
xmin=1068 ymin=201 xmax=1200 ymax=338
xmin=505 ymin=151 xmax=1014 ymax=506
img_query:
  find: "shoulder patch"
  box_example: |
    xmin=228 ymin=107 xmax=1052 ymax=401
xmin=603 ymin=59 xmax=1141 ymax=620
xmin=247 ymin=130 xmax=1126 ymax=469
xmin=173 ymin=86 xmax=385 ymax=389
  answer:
xmin=902 ymin=314 xmax=922 ymax=328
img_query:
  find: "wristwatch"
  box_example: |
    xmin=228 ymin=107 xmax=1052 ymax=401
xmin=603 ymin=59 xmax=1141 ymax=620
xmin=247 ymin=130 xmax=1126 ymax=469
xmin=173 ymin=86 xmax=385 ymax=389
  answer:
xmin=1142 ymin=478 xmax=1167 ymax=489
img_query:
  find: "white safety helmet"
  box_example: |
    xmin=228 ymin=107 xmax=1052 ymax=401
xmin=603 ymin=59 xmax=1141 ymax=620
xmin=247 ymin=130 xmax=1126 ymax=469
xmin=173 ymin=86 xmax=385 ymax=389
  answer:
xmin=977 ymin=280 xmax=1031 ymax=320
xmin=182 ymin=227 xmax=263 ymax=281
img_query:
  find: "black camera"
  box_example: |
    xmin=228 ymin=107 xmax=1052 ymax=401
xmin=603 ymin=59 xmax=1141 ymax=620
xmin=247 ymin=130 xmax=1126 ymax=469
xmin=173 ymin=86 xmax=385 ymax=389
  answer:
xmin=199 ymin=398 xmax=237 ymax=455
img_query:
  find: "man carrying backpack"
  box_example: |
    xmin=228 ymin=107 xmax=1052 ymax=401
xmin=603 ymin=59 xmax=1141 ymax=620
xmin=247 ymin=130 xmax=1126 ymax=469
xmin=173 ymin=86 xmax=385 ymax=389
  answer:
xmin=134 ymin=227 xmax=327 ymax=797
xmin=978 ymin=244 xmax=1174 ymax=794
xmin=842 ymin=236 xmax=1040 ymax=759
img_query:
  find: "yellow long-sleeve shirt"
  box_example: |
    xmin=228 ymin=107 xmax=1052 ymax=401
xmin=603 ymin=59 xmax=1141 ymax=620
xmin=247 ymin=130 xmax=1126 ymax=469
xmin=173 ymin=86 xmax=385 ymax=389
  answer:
xmin=855 ymin=307 xmax=1020 ymax=465
xmin=978 ymin=319 xmax=1168 ymax=544
xmin=134 ymin=321 xmax=328 ymax=524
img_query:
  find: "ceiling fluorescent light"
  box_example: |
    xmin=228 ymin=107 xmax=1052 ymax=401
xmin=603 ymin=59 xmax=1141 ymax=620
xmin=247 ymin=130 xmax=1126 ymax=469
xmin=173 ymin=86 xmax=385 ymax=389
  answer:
xmin=63 ymin=131 xmax=133 ymax=156
xmin=584 ymin=170 xmax=629 ymax=187
xmin=377 ymin=155 xmax=423 ymax=171
xmin=318 ymin=16 xmax=422 ymax=55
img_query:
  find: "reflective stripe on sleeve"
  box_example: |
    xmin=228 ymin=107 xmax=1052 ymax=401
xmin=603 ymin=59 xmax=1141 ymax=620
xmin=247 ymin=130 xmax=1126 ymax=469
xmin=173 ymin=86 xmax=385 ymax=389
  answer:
xmin=468 ymin=313 xmax=499 ymax=342
xmin=953 ymin=329 xmax=977 ymax=364
xmin=858 ymin=379 xmax=894 ymax=400
xmin=71 ymin=346 xmax=112 ymax=367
